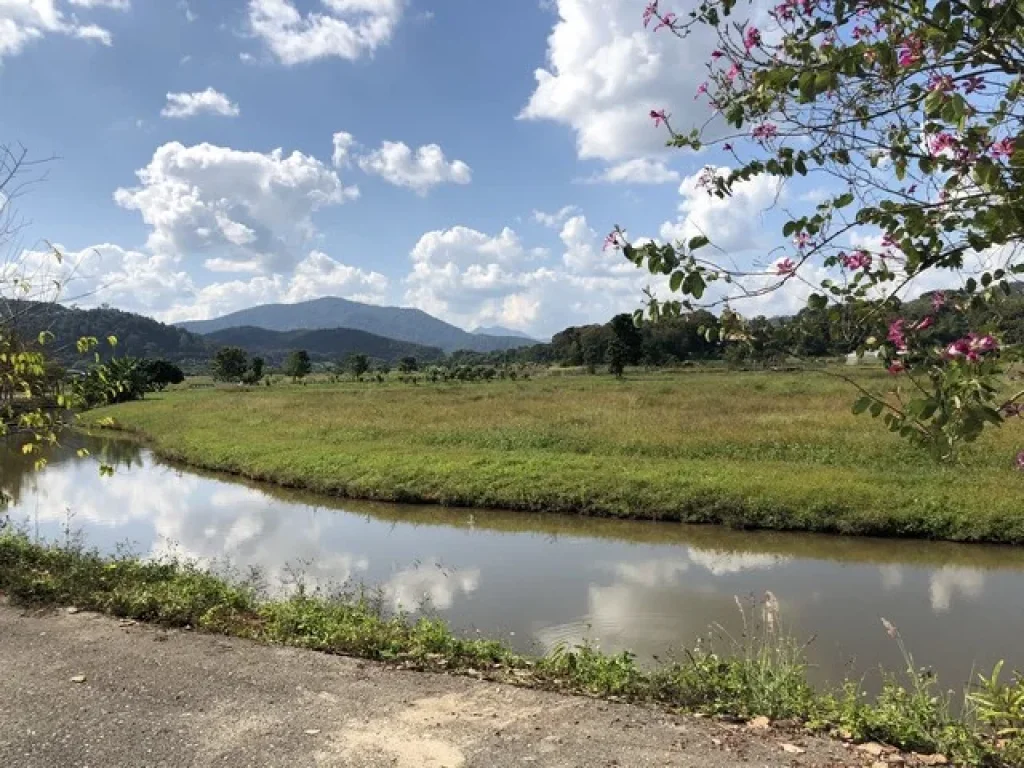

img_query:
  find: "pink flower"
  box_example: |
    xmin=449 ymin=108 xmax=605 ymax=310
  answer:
xmin=695 ymin=82 xmax=709 ymax=99
xmin=914 ymin=315 xmax=934 ymax=331
xmin=927 ymin=73 xmax=955 ymax=93
xmin=881 ymin=233 xmax=898 ymax=249
xmin=851 ymin=25 xmax=872 ymax=39
xmin=727 ymin=61 xmax=741 ymax=80
xmin=650 ymin=109 xmax=669 ymax=127
xmin=931 ymin=291 xmax=946 ymax=311
xmin=642 ymin=1 xmax=658 ymax=27
xmin=752 ymin=122 xmax=778 ymax=141
xmin=776 ymin=258 xmax=796 ymax=275
xmin=991 ymin=138 xmax=1015 ymax=159
xmin=888 ymin=362 xmax=906 ymax=375
xmin=793 ymin=232 xmax=811 ymax=249
xmin=743 ymin=26 xmax=762 ymax=50
xmin=887 ymin=319 xmax=907 ymax=350
xmin=944 ymin=339 xmax=971 ymax=360
xmin=774 ymin=2 xmax=794 ymax=20
xmin=654 ymin=11 xmax=676 ymax=31
xmin=963 ymin=75 xmax=986 ymax=94
xmin=841 ymin=250 xmax=872 ymax=270
xmin=898 ymin=37 xmax=922 ymax=67
xmin=970 ymin=334 xmax=999 ymax=354
xmin=603 ymin=231 xmax=621 ymax=251
xmin=928 ymin=132 xmax=957 ymax=157
xmin=1016 ymin=451 xmax=1024 ymax=471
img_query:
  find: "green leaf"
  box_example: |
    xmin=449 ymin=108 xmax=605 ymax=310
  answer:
xmin=834 ymin=192 xmax=854 ymax=209
xmin=670 ymin=271 xmax=684 ymax=292
xmin=869 ymin=401 xmax=884 ymax=418
xmin=852 ymin=396 xmax=872 ymax=415
xmin=808 ymin=293 xmax=828 ymax=310
xmin=687 ymin=235 xmax=710 ymax=251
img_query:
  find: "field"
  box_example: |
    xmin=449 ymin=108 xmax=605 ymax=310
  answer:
xmin=90 ymin=368 xmax=1024 ymax=543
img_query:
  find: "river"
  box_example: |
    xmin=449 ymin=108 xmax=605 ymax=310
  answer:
xmin=3 ymin=432 xmax=1023 ymax=689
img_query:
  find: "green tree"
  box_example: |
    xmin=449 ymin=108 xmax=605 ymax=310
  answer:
xmin=398 ymin=356 xmax=418 ymax=373
xmin=284 ymin=349 xmax=312 ymax=381
xmin=609 ymin=314 xmax=643 ymax=365
xmin=142 ymin=359 xmax=185 ymax=391
xmin=212 ymin=347 xmax=249 ymax=383
xmin=616 ymin=1 xmax=1024 ymax=461
xmin=347 ymin=353 xmax=370 ymax=379
xmin=242 ymin=356 xmax=264 ymax=385
xmin=606 ymin=338 xmax=627 ymax=378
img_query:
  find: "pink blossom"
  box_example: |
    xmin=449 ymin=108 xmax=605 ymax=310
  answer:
xmin=927 ymin=73 xmax=955 ymax=93
xmin=928 ymin=132 xmax=957 ymax=157
xmin=774 ymin=2 xmax=795 ymax=20
xmin=841 ymin=250 xmax=872 ymax=270
xmin=970 ymin=334 xmax=999 ymax=354
xmin=650 ymin=109 xmax=669 ymax=127
xmin=727 ymin=62 xmax=741 ymax=80
xmin=914 ymin=315 xmax=934 ymax=332
xmin=963 ymin=75 xmax=986 ymax=94
xmin=752 ymin=122 xmax=778 ymax=141
xmin=944 ymin=339 xmax=971 ymax=361
xmin=654 ymin=11 xmax=676 ymax=31
xmin=887 ymin=319 xmax=907 ymax=351
xmin=1016 ymin=451 xmax=1024 ymax=471
xmin=931 ymin=291 xmax=946 ymax=311
xmin=888 ymin=362 xmax=906 ymax=375
xmin=897 ymin=37 xmax=922 ymax=67
xmin=642 ymin=1 xmax=658 ymax=27
xmin=695 ymin=82 xmax=709 ymax=99
xmin=991 ymin=138 xmax=1015 ymax=159
xmin=776 ymin=258 xmax=797 ymax=275
xmin=881 ymin=233 xmax=898 ymax=249
xmin=793 ymin=232 xmax=811 ymax=250
xmin=603 ymin=231 xmax=621 ymax=251
xmin=743 ymin=26 xmax=762 ymax=50
xmin=851 ymin=25 xmax=872 ymax=39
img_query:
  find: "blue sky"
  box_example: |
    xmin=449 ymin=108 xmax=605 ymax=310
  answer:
xmin=1 ymin=0 xmax=826 ymax=336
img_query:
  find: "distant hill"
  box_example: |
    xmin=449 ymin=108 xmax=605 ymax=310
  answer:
xmin=204 ymin=326 xmax=444 ymax=366
xmin=177 ymin=297 xmax=534 ymax=353
xmin=1 ymin=301 xmax=211 ymax=365
xmin=471 ymin=325 xmax=539 ymax=342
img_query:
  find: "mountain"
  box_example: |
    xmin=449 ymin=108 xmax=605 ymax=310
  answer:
xmin=203 ymin=326 xmax=444 ymax=365
xmin=177 ymin=297 xmax=534 ymax=353
xmin=1 ymin=301 xmax=211 ymax=365
xmin=471 ymin=325 xmax=539 ymax=342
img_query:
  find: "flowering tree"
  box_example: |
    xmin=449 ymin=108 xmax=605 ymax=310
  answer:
xmin=614 ymin=0 xmax=1024 ymax=463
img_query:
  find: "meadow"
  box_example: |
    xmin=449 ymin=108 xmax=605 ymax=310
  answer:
xmin=86 ymin=366 xmax=1024 ymax=543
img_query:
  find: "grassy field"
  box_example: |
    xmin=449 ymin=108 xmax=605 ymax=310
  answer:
xmin=90 ymin=368 xmax=1024 ymax=543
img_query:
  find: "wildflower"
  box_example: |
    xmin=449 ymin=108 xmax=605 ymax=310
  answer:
xmin=793 ymin=232 xmax=811 ymax=250
xmin=841 ymin=250 xmax=872 ymax=270
xmin=927 ymin=73 xmax=954 ymax=93
xmin=776 ymin=258 xmax=797 ymax=275
xmin=969 ymin=334 xmax=999 ymax=354
xmin=642 ymin=1 xmax=658 ymax=27
xmin=774 ymin=2 xmax=794 ymax=20
xmin=727 ymin=61 xmax=741 ymax=80
xmin=695 ymin=82 xmax=708 ymax=99
xmin=897 ymin=37 xmax=922 ymax=67
xmin=650 ymin=109 xmax=669 ymax=127
xmin=743 ymin=26 xmax=762 ymax=50
xmin=888 ymin=362 xmax=905 ymax=375
xmin=654 ymin=11 xmax=676 ymax=31
xmin=603 ymin=231 xmax=621 ymax=251
xmin=963 ymin=75 xmax=986 ymax=94
xmin=991 ymin=138 xmax=1015 ymax=159
xmin=914 ymin=316 xmax=934 ymax=332
xmin=752 ymin=122 xmax=778 ymax=141
xmin=931 ymin=291 xmax=946 ymax=311
xmin=887 ymin=319 xmax=907 ymax=351
xmin=928 ymin=132 xmax=957 ymax=157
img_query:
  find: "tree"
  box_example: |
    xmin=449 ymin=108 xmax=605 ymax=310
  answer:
xmin=398 ymin=356 xmax=418 ymax=373
xmin=242 ymin=356 xmax=264 ymax=385
xmin=142 ymin=359 xmax=185 ymax=391
xmin=212 ymin=347 xmax=248 ymax=383
xmin=606 ymin=338 xmax=627 ymax=378
xmin=347 ymin=353 xmax=370 ymax=379
xmin=609 ymin=314 xmax=643 ymax=365
xmin=614 ymin=1 xmax=1024 ymax=462
xmin=284 ymin=349 xmax=312 ymax=381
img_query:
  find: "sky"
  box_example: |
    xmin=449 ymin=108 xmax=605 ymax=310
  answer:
xmin=0 ymin=0 xmax=868 ymax=336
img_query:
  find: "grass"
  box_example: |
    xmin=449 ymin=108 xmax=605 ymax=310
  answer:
xmin=87 ymin=368 xmax=1024 ymax=543
xmin=1 ymin=532 xmax=1019 ymax=766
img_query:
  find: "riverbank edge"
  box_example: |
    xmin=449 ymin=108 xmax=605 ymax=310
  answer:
xmin=79 ymin=419 xmax=1024 ymax=546
xmin=0 ymin=533 xmax=1013 ymax=767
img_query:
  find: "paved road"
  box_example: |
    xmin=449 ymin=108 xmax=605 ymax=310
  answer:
xmin=0 ymin=606 xmax=863 ymax=767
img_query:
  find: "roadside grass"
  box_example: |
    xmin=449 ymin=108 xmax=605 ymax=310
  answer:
xmin=87 ymin=369 xmax=1024 ymax=543
xmin=1 ymin=532 xmax=1019 ymax=766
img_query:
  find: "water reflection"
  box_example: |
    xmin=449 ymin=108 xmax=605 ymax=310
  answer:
xmin=4 ymin=433 xmax=1024 ymax=687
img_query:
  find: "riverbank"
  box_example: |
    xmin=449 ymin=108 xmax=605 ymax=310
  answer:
xmin=0 ymin=534 xmax=1018 ymax=766
xmin=88 ymin=371 xmax=1024 ymax=543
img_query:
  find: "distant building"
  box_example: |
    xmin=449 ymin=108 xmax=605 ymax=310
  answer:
xmin=846 ymin=350 xmax=881 ymax=365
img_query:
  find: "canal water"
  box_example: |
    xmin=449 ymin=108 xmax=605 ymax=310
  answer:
xmin=4 ymin=433 xmax=1023 ymax=689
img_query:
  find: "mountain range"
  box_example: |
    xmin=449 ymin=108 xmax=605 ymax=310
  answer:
xmin=177 ymin=297 xmax=536 ymax=353
xmin=203 ymin=326 xmax=444 ymax=365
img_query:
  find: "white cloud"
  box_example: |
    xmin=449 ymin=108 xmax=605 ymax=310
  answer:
xmin=161 ymin=88 xmax=240 ymax=119
xmin=520 ymin=0 xmax=722 ymax=161
xmin=356 ymin=140 xmax=471 ymax=195
xmin=584 ymin=158 xmax=680 ymax=185
xmin=331 ymin=131 xmax=356 ymax=168
xmin=68 ymin=0 xmax=130 ymax=9
xmin=0 ymin=0 xmax=113 ymax=59
xmin=248 ymin=0 xmax=404 ymax=66
xmin=533 ymin=205 xmax=580 ymax=228
xmin=113 ymin=141 xmax=359 ymax=274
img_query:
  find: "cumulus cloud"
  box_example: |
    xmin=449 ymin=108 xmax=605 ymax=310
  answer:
xmin=113 ymin=141 xmax=359 ymax=274
xmin=583 ymin=158 xmax=680 ymax=185
xmin=533 ymin=205 xmax=580 ymax=228
xmin=520 ymin=0 xmax=723 ymax=161
xmin=356 ymin=141 xmax=472 ymax=195
xmin=248 ymin=0 xmax=404 ymax=66
xmin=161 ymin=88 xmax=241 ymax=119
xmin=68 ymin=0 xmax=130 ymax=9
xmin=331 ymin=131 xmax=356 ymax=168
xmin=0 ymin=0 xmax=114 ymax=59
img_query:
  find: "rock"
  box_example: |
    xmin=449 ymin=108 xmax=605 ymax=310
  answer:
xmin=781 ymin=743 xmax=806 ymax=754
xmin=747 ymin=716 xmax=771 ymax=730
xmin=857 ymin=742 xmax=890 ymax=757
xmin=303 ymin=729 xmax=321 ymax=736
xmin=66 ymin=607 xmax=80 ymax=615
xmin=70 ymin=675 xmax=87 ymax=684
xmin=914 ymin=754 xmax=948 ymax=766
